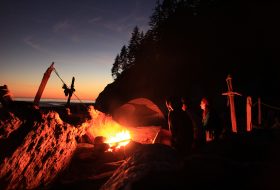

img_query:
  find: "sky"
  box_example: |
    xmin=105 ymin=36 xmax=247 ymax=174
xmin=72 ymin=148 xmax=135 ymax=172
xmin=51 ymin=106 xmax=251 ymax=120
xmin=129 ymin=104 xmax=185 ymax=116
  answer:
xmin=0 ymin=0 xmax=157 ymax=101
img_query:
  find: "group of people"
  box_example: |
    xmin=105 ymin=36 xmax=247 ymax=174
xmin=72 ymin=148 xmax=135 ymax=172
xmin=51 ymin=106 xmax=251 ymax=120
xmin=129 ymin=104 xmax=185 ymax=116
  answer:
xmin=166 ymin=96 xmax=223 ymax=156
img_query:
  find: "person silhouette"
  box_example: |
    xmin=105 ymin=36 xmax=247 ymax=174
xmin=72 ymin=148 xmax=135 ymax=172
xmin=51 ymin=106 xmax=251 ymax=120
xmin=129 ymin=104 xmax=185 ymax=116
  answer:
xmin=167 ymin=96 xmax=194 ymax=156
xmin=200 ymin=97 xmax=222 ymax=142
xmin=182 ymin=97 xmax=202 ymax=149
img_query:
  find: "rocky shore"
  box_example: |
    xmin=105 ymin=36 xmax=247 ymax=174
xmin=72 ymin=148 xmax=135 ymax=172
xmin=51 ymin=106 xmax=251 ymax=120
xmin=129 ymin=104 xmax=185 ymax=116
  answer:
xmin=1 ymin=101 xmax=280 ymax=190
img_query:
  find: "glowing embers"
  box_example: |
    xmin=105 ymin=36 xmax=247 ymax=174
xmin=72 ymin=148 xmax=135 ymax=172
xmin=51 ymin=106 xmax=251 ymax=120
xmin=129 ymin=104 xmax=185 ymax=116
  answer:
xmin=92 ymin=123 xmax=131 ymax=152
xmin=88 ymin=106 xmax=131 ymax=152
xmin=93 ymin=130 xmax=131 ymax=153
xmin=105 ymin=130 xmax=131 ymax=152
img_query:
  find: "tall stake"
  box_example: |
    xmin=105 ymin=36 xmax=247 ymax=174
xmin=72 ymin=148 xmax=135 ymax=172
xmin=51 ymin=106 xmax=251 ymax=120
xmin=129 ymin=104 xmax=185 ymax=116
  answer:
xmin=258 ymin=97 xmax=261 ymax=126
xmin=222 ymin=74 xmax=241 ymax=133
xmin=246 ymin=96 xmax=252 ymax=132
xmin=63 ymin=77 xmax=75 ymax=108
xmin=34 ymin=62 xmax=54 ymax=107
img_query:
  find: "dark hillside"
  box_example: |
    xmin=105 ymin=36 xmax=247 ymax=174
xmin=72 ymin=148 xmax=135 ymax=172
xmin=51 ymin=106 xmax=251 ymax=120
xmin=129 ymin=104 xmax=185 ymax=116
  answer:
xmin=95 ymin=0 xmax=280 ymax=124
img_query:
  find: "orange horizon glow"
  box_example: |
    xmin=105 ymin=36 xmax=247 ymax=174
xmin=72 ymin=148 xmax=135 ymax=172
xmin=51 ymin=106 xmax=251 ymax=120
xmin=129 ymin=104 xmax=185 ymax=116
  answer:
xmin=10 ymin=88 xmax=100 ymax=101
xmin=0 ymin=0 xmax=156 ymax=105
xmin=1 ymin=58 xmax=114 ymax=102
xmin=6 ymin=82 xmax=106 ymax=101
xmin=4 ymin=71 xmax=112 ymax=101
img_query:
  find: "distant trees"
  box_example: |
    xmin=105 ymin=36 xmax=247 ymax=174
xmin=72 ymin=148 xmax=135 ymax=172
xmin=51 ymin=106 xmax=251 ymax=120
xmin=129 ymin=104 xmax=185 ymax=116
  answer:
xmin=111 ymin=54 xmax=121 ymax=80
xmin=98 ymin=0 xmax=280 ymax=116
xmin=111 ymin=45 xmax=128 ymax=80
xmin=110 ymin=0 xmax=206 ymax=80
xmin=111 ymin=26 xmax=144 ymax=80
xmin=127 ymin=26 xmax=144 ymax=66
xmin=149 ymin=0 xmax=177 ymax=30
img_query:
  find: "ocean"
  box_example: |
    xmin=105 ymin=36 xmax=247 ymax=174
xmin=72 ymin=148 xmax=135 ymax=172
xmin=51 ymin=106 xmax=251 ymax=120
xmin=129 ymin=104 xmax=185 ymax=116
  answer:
xmin=12 ymin=97 xmax=94 ymax=107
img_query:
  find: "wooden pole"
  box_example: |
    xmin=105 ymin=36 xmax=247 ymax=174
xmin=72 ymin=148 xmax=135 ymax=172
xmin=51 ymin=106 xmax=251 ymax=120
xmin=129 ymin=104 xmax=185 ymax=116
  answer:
xmin=258 ymin=97 xmax=261 ymax=127
xmin=65 ymin=77 xmax=75 ymax=108
xmin=222 ymin=74 xmax=241 ymax=133
xmin=246 ymin=96 xmax=252 ymax=132
xmin=34 ymin=62 xmax=54 ymax=107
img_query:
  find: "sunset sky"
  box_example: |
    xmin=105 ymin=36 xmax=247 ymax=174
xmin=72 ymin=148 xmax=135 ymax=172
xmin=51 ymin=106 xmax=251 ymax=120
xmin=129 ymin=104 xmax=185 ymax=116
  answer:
xmin=0 ymin=0 xmax=157 ymax=101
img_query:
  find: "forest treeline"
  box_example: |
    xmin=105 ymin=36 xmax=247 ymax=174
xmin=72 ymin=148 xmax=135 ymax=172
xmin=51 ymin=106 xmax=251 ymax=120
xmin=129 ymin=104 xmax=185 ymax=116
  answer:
xmin=95 ymin=0 xmax=280 ymax=113
xmin=111 ymin=0 xmax=201 ymax=80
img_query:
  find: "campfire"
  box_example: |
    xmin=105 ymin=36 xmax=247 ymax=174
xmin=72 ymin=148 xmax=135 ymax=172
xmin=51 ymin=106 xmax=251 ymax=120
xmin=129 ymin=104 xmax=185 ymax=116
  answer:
xmin=88 ymin=106 xmax=132 ymax=152
xmin=105 ymin=130 xmax=130 ymax=152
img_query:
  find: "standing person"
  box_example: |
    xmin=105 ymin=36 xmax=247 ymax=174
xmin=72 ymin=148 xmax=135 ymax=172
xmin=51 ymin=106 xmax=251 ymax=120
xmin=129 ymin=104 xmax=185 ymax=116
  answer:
xmin=182 ymin=97 xmax=202 ymax=149
xmin=200 ymin=97 xmax=222 ymax=142
xmin=167 ymin=96 xmax=194 ymax=156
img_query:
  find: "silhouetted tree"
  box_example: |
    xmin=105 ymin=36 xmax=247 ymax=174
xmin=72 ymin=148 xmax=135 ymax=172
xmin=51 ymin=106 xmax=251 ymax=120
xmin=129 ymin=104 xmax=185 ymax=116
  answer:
xmin=119 ymin=45 xmax=129 ymax=72
xmin=149 ymin=0 xmax=178 ymax=34
xmin=111 ymin=54 xmax=121 ymax=80
xmin=127 ymin=26 xmax=144 ymax=66
xmin=111 ymin=45 xmax=130 ymax=80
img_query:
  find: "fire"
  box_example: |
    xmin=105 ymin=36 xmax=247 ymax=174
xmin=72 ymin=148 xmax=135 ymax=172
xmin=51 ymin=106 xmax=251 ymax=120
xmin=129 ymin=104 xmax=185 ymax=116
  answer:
xmin=105 ymin=130 xmax=131 ymax=151
xmin=87 ymin=106 xmax=131 ymax=151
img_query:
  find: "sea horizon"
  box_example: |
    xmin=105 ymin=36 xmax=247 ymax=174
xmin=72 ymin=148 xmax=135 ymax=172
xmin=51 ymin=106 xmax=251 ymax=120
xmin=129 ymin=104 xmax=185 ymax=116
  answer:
xmin=0 ymin=97 xmax=94 ymax=108
xmin=9 ymin=97 xmax=95 ymax=108
xmin=14 ymin=97 xmax=94 ymax=103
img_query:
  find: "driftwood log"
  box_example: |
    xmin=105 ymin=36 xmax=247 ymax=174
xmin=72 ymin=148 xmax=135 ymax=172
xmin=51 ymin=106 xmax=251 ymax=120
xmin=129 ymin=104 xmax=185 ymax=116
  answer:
xmin=100 ymin=141 xmax=184 ymax=190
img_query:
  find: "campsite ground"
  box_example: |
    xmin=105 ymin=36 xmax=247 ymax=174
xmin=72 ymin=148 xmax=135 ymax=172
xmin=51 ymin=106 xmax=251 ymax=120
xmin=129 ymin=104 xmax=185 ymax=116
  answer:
xmin=50 ymin=128 xmax=280 ymax=190
xmin=2 ymin=99 xmax=280 ymax=189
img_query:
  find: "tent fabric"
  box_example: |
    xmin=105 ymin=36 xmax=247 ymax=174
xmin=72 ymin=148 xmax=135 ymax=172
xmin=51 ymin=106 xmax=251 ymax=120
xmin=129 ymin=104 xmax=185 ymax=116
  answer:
xmin=112 ymin=98 xmax=166 ymax=127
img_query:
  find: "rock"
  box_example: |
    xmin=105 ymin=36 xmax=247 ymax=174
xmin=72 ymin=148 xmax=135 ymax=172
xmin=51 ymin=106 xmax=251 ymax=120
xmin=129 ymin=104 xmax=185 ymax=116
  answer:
xmin=0 ymin=111 xmax=89 ymax=190
xmin=101 ymin=142 xmax=184 ymax=190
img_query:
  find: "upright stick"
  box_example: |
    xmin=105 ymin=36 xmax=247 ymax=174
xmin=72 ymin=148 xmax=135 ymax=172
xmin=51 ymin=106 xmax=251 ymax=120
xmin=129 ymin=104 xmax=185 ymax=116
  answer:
xmin=222 ymin=74 xmax=241 ymax=133
xmin=246 ymin=96 xmax=252 ymax=132
xmin=34 ymin=62 xmax=54 ymax=107
xmin=258 ymin=97 xmax=261 ymax=126
xmin=65 ymin=77 xmax=75 ymax=108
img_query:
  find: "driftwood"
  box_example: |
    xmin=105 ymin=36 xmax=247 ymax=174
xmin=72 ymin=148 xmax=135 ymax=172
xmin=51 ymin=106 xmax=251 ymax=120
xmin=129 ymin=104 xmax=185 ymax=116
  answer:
xmin=100 ymin=141 xmax=184 ymax=190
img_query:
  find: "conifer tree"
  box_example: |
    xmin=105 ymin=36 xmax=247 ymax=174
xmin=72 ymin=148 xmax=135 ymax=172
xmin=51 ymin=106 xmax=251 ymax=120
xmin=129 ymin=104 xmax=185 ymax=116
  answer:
xmin=111 ymin=54 xmax=121 ymax=80
xmin=127 ymin=26 xmax=143 ymax=66
xmin=119 ymin=45 xmax=129 ymax=72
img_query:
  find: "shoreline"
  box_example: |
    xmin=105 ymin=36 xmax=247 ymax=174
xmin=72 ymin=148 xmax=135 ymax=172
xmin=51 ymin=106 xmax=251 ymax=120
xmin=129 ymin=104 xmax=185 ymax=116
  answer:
xmin=11 ymin=98 xmax=95 ymax=108
xmin=14 ymin=97 xmax=94 ymax=103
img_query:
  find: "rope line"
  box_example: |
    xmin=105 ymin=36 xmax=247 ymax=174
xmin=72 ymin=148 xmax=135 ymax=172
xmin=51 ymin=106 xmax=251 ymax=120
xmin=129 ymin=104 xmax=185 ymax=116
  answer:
xmin=251 ymin=101 xmax=280 ymax=111
xmin=252 ymin=102 xmax=258 ymax=107
xmin=261 ymin=103 xmax=280 ymax=111
xmin=53 ymin=68 xmax=88 ymax=108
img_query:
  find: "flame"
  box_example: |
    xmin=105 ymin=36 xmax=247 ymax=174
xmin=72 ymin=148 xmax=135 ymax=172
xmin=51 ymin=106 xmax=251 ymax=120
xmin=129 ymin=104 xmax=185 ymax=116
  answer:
xmin=87 ymin=106 xmax=131 ymax=151
xmin=105 ymin=130 xmax=131 ymax=151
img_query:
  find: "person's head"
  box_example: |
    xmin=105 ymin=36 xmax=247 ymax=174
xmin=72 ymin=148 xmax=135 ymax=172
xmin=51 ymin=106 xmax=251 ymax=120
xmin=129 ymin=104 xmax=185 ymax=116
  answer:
xmin=169 ymin=96 xmax=183 ymax=111
xmin=165 ymin=98 xmax=173 ymax=112
xmin=181 ymin=97 xmax=187 ymax=111
xmin=65 ymin=107 xmax=71 ymax=115
xmin=200 ymin=97 xmax=209 ymax=111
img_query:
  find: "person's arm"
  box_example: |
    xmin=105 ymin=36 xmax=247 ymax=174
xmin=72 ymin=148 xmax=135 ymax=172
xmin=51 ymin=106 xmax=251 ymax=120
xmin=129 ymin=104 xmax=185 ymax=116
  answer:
xmin=168 ymin=112 xmax=178 ymax=136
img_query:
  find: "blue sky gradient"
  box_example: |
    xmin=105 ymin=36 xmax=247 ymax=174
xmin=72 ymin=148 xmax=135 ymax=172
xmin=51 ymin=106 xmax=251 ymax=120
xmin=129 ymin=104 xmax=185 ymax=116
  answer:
xmin=0 ymin=0 xmax=157 ymax=101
